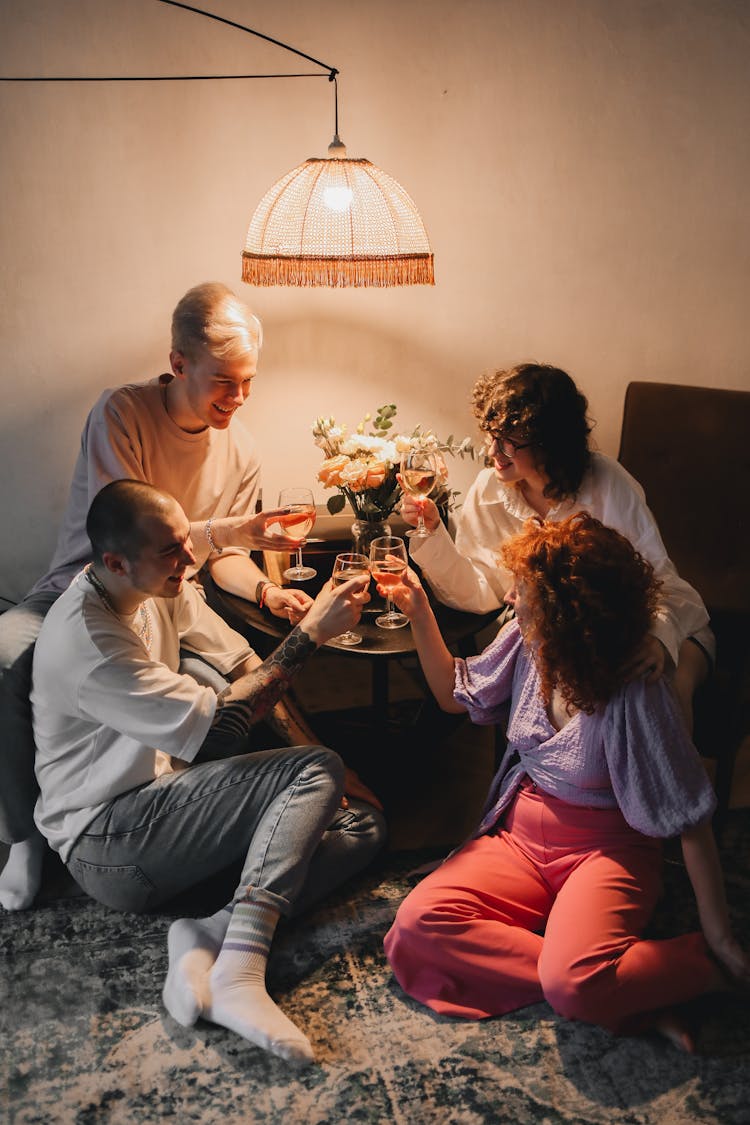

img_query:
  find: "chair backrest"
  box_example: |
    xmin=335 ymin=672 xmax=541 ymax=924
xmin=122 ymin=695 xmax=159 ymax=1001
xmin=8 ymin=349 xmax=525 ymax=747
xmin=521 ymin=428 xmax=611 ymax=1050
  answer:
xmin=617 ymin=381 xmax=750 ymax=616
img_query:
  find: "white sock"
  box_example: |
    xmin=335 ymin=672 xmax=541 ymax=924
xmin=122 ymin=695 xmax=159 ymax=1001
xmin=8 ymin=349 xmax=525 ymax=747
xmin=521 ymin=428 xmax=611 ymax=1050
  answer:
xmin=205 ymin=900 xmax=314 ymax=1066
xmin=0 ymin=831 xmax=46 ymax=911
xmin=162 ymin=907 xmax=232 ymax=1027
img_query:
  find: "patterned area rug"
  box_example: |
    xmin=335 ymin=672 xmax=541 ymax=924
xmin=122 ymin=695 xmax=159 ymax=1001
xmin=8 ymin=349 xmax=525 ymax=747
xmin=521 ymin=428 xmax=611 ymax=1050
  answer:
xmin=2 ymin=812 xmax=749 ymax=1125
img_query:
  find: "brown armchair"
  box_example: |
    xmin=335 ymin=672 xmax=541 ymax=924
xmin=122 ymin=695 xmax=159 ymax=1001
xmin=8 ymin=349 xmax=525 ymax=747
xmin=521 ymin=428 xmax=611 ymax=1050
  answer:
xmin=617 ymin=380 xmax=750 ymax=834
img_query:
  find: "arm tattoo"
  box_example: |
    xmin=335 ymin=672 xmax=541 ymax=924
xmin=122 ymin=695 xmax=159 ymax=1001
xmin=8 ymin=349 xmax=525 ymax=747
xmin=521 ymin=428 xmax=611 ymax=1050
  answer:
xmin=199 ymin=626 xmax=316 ymax=755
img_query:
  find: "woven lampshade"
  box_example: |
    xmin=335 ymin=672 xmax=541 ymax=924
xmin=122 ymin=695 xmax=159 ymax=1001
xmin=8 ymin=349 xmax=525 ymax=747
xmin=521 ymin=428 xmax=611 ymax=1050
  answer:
xmin=242 ymin=140 xmax=434 ymax=288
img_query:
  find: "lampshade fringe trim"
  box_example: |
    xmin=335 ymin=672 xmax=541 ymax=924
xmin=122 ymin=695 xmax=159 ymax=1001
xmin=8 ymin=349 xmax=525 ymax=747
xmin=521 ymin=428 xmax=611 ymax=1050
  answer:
xmin=241 ymin=252 xmax=434 ymax=288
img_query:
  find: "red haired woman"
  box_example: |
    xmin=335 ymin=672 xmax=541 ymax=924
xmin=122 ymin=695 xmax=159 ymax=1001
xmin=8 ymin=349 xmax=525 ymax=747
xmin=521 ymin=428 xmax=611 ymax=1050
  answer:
xmin=383 ymin=514 xmax=748 ymax=1049
xmin=401 ymin=363 xmax=712 ymax=727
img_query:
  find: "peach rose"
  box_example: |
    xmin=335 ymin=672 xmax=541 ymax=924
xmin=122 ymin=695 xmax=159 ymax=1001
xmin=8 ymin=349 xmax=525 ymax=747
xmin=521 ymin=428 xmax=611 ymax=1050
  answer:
xmin=317 ymin=454 xmax=350 ymax=487
xmin=364 ymin=461 xmax=388 ymax=488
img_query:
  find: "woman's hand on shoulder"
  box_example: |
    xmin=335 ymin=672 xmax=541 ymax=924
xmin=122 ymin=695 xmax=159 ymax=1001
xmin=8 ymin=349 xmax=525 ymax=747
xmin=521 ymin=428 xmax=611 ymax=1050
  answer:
xmin=621 ymin=634 xmax=669 ymax=684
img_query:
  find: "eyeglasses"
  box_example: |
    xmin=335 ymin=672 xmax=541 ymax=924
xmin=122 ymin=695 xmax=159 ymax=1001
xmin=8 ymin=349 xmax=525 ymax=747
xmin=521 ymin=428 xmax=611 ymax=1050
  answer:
xmin=483 ymin=429 xmax=534 ymax=458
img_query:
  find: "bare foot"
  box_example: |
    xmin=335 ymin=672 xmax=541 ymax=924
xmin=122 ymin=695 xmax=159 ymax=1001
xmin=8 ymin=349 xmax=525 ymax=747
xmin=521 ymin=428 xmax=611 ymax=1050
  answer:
xmin=654 ymin=1008 xmax=695 ymax=1053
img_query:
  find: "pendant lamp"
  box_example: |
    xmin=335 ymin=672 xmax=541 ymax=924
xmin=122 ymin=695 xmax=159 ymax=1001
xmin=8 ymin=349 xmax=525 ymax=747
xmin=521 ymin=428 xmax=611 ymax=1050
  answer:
xmin=243 ymin=135 xmax=434 ymax=287
xmin=2 ymin=0 xmax=435 ymax=288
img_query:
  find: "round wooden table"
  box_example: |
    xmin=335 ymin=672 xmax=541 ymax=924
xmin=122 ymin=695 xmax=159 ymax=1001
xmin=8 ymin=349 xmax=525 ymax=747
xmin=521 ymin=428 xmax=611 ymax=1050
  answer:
xmin=207 ymin=581 xmax=499 ymax=729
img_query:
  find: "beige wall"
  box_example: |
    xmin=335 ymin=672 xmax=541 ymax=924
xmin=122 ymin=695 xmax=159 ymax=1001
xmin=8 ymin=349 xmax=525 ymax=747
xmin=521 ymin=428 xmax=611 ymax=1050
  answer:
xmin=1 ymin=0 xmax=748 ymax=602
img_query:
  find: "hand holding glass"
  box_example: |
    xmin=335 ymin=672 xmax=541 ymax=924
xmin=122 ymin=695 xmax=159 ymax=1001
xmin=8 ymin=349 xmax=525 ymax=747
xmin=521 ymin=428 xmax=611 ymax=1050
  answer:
xmin=277 ymin=488 xmax=317 ymax=581
xmin=400 ymin=450 xmax=438 ymax=538
xmin=369 ymin=536 xmax=409 ymax=629
xmin=330 ymin=553 xmax=370 ymax=645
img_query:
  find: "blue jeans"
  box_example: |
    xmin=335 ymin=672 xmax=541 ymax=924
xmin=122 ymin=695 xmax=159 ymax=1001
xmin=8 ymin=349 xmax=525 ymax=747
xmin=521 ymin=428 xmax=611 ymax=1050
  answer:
xmin=67 ymin=745 xmax=358 ymax=915
xmin=0 ymin=591 xmax=60 ymax=842
xmin=172 ymin=657 xmax=388 ymax=915
xmin=4 ymin=600 xmax=386 ymax=899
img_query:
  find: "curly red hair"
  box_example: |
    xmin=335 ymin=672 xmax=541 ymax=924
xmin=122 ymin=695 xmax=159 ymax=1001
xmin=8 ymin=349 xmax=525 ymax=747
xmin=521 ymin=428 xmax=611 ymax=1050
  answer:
xmin=500 ymin=513 xmax=660 ymax=713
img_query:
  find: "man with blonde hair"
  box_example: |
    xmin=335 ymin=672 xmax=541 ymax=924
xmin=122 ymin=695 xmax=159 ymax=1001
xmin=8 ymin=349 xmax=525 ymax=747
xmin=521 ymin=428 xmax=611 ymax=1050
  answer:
xmin=0 ymin=282 xmax=383 ymax=912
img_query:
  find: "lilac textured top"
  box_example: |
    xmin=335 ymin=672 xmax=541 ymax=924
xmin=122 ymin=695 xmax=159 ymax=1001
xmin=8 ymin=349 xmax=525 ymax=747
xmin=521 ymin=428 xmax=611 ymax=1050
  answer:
xmin=454 ymin=621 xmax=716 ymax=839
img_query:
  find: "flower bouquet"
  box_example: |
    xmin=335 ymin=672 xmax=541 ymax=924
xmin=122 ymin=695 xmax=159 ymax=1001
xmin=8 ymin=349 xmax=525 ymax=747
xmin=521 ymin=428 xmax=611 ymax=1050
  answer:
xmin=312 ymin=404 xmax=475 ymax=525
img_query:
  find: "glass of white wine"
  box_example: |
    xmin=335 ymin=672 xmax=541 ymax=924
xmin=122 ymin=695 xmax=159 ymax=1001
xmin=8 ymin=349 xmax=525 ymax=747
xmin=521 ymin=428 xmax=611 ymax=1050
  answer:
xmin=277 ymin=487 xmax=317 ymax=581
xmin=400 ymin=449 xmax=438 ymax=538
xmin=369 ymin=536 xmax=409 ymax=629
xmin=330 ymin=552 xmax=370 ymax=646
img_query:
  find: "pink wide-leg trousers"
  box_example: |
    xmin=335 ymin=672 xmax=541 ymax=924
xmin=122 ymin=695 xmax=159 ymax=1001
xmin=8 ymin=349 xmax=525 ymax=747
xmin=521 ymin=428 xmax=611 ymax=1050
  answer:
xmin=384 ymin=782 xmax=715 ymax=1032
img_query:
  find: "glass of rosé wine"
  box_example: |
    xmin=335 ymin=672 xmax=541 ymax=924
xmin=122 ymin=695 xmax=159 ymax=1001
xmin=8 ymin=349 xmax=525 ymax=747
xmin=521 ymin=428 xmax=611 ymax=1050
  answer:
xmin=330 ymin=553 xmax=370 ymax=645
xmin=277 ymin=488 xmax=317 ymax=581
xmin=399 ymin=449 xmax=438 ymax=538
xmin=369 ymin=536 xmax=409 ymax=629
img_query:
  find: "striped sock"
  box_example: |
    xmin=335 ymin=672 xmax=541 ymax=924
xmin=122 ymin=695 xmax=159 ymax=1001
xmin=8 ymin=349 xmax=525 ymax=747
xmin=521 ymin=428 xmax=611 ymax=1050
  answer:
xmin=206 ymin=900 xmax=314 ymax=1065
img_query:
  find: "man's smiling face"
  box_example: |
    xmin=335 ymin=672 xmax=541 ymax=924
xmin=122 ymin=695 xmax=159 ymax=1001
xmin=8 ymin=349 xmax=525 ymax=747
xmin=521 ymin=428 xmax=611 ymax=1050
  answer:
xmin=170 ymin=343 xmax=257 ymax=433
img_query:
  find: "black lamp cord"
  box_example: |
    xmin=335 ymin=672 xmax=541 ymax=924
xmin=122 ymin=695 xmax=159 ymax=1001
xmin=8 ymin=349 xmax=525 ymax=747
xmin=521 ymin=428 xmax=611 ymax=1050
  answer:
xmin=0 ymin=0 xmax=342 ymax=135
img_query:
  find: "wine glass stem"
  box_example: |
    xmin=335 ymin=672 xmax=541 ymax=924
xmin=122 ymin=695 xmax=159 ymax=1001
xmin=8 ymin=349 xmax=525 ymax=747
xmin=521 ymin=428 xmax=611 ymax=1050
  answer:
xmin=296 ymin=547 xmax=303 ymax=569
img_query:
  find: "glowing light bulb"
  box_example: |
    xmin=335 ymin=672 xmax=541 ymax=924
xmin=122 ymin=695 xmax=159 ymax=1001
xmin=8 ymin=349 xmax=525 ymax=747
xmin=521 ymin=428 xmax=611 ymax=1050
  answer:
xmin=323 ymin=185 xmax=353 ymax=212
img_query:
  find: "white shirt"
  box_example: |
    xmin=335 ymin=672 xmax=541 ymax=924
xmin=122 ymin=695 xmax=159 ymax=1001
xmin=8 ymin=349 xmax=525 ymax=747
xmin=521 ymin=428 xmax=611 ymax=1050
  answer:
xmin=32 ymin=573 xmax=253 ymax=861
xmin=410 ymin=452 xmax=710 ymax=664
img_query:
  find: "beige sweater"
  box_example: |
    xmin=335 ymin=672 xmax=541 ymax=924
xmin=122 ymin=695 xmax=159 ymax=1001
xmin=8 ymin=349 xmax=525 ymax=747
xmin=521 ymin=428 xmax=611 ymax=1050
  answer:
xmin=32 ymin=374 xmax=261 ymax=595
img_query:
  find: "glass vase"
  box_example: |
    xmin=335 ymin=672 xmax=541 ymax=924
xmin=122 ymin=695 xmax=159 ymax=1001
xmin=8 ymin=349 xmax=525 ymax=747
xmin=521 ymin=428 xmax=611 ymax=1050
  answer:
xmin=351 ymin=518 xmax=392 ymax=559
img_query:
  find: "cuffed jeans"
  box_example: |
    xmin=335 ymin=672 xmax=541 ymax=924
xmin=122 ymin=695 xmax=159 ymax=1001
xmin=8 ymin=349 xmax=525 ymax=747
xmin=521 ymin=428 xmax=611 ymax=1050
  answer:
xmin=0 ymin=591 xmax=59 ymax=842
xmin=68 ymin=745 xmax=350 ymax=915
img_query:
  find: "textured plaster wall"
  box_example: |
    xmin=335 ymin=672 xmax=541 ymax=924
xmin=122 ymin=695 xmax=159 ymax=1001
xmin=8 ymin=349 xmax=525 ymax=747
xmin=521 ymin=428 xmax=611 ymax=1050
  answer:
xmin=1 ymin=0 xmax=748 ymax=602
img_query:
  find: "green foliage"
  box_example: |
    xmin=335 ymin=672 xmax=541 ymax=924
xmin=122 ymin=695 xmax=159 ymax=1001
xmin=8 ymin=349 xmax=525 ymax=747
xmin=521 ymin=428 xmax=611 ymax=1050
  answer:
xmin=326 ymin=493 xmax=346 ymax=515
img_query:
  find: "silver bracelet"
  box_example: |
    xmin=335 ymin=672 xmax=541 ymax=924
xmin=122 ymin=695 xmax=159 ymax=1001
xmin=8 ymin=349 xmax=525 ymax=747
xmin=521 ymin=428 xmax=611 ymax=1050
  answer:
xmin=205 ymin=517 xmax=223 ymax=555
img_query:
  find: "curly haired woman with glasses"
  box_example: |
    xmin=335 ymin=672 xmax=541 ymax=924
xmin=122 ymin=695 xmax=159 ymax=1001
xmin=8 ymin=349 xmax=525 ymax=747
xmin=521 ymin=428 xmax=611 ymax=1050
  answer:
xmin=401 ymin=363 xmax=712 ymax=726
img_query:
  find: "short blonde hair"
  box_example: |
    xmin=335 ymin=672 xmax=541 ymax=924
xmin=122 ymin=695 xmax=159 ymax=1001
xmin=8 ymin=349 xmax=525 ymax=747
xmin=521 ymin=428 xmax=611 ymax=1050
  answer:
xmin=171 ymin=282 xmax=263 ymax=362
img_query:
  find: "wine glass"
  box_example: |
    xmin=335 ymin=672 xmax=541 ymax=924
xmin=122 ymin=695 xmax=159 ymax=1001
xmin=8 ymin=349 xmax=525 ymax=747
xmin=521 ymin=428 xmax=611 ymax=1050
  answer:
xmin=369 ymin=536 xmax=409 ymax=629
xmin=277 ymin=487 xmax=317 ymax=581
xmin=400 ymin=449 xmax=438 ymax=538
xmin=330 ymin=553 xmax=370 ymax=646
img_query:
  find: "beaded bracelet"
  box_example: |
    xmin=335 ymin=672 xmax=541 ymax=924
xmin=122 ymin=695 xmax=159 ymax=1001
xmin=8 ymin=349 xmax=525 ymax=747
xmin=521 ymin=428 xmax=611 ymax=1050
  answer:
xmin=205 ymin=517 xmax=223 ymax=555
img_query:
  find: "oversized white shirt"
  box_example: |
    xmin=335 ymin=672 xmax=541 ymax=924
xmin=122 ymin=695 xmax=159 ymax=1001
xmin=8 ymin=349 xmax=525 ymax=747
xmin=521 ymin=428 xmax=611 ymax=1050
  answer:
xmin=410 ymin=453 xmax=710 ymax=665
xmin=31 ymin=375 xmax=261 ymax=595
xmin=32 ymin=573 xmax=253 ymax=861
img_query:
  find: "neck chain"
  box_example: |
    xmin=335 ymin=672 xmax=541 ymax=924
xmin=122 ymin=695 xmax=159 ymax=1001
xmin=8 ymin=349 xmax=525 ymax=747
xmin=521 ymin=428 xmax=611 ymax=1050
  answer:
xmin=84 ymin=564 xmax=153 ymax=653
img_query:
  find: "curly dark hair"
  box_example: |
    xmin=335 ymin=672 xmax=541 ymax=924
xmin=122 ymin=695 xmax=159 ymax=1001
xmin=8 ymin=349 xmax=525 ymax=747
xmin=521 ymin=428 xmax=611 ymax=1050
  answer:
xmin=472 ymin=363 xmax=593 ymax=501
xmin=500 ymin=513 xmax=660 ymax=713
